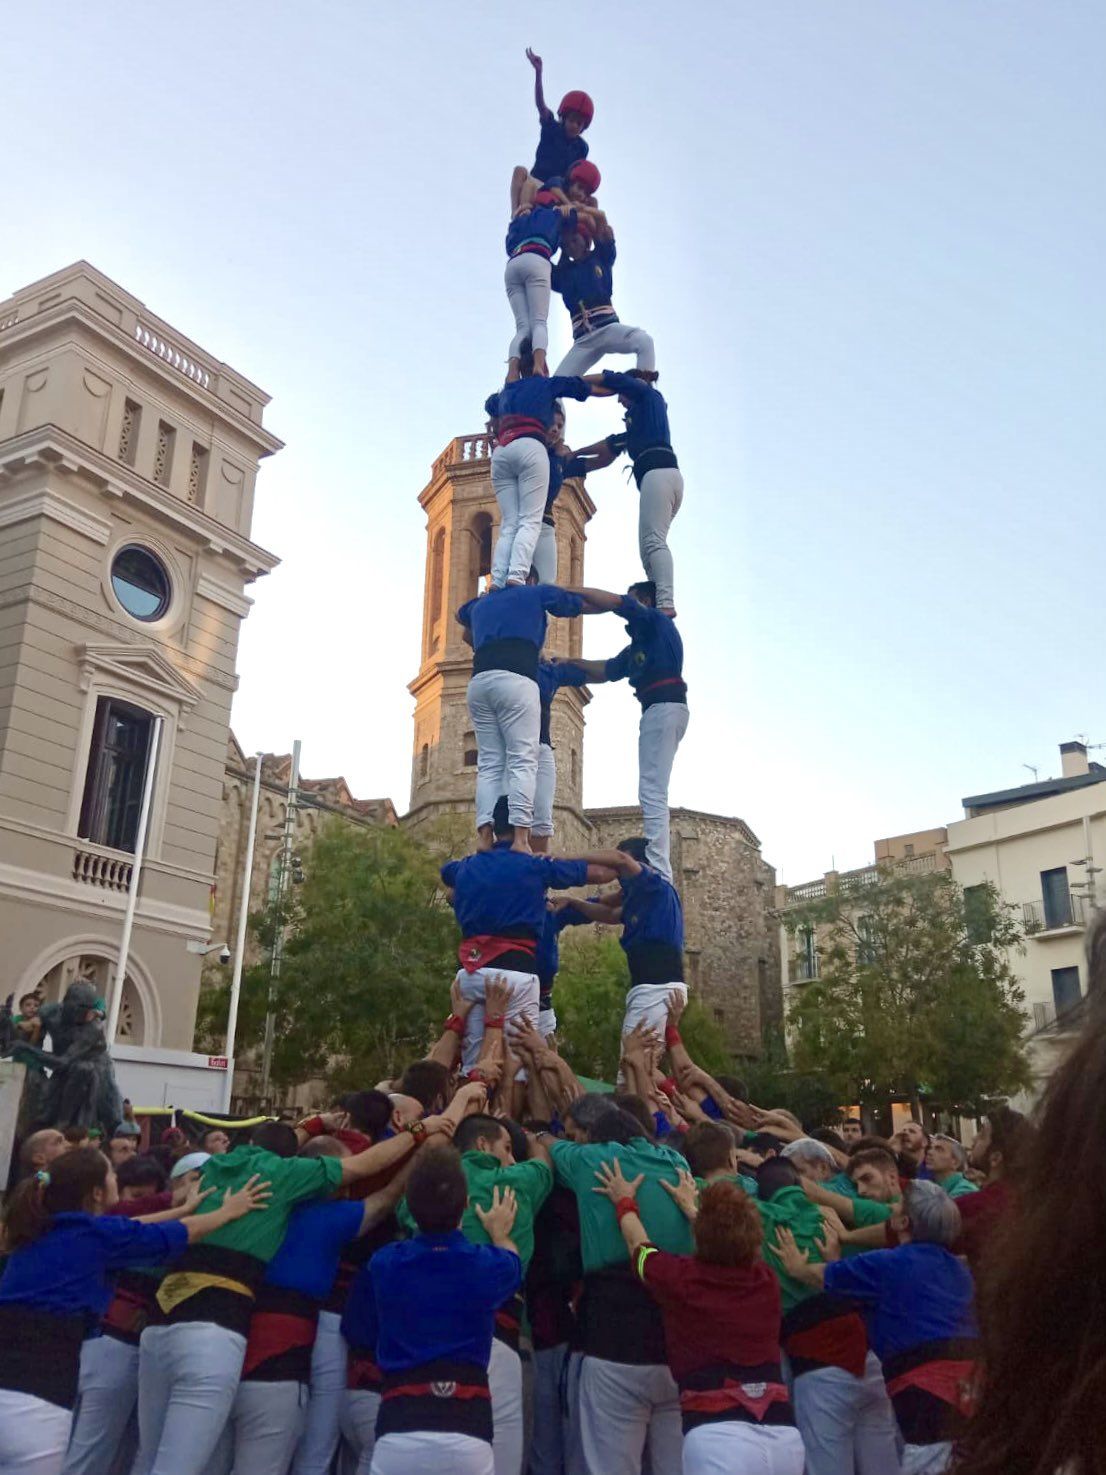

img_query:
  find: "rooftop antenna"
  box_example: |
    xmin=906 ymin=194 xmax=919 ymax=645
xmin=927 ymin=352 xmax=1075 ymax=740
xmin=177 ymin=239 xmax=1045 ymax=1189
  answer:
xmin=1022 ymin=764 xmax=1038 ymax=782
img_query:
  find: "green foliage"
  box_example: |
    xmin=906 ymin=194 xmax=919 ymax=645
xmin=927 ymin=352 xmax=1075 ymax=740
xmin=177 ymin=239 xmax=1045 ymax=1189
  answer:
xmin=554 ymin=931 xmax=733 ymax=1085
xmin=786 ymin=870 xmax=1030 ymax=1114
xmin=739 ymin=1036 xmax=841 ymax=1130
xmin=195 ymin=820 xmax=458 ymax=1096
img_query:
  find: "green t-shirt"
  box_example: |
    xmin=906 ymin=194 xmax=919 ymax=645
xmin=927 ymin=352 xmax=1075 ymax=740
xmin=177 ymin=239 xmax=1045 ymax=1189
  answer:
xmin=398 ymin=1151 xmax=553 ymax=1273
xmin=826 ymin=1171 xmax=858 ymax=1198
xmin=756 ymin=1185 xmax=831 ymax=1315
xmin=695 ymin=1171 xmax=758 ymax=1197
xmin=852 ymin=1195 xmax=897 ymax=1229
xmin=194 ymin=1144 xmax=343 ymax=1262
xmin=549 ymin=1137 xmax=694 ymax=1273
xmin=934 ymin=1172 xmax=978 ymax=1200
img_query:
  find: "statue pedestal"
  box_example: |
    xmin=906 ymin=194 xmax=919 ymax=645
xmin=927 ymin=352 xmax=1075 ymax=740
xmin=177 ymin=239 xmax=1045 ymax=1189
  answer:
xmin=0 ymin=1059 xmax=26 ymax=1184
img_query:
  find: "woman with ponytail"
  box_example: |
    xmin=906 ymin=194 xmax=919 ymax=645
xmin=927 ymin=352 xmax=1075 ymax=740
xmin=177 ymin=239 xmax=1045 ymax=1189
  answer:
xmin=0 ymin=1145 xmax=268 ymax=1475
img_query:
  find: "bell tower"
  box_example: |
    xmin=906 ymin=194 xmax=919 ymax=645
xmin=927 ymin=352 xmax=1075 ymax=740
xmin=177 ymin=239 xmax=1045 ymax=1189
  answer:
xmin=404 ymin=433 xmax=594 ymax=848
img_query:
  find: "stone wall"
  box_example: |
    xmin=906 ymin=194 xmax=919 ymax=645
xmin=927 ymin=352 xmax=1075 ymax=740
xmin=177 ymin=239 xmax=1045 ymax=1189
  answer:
xmin=585 ymin=806 xmax=781 ymax=1056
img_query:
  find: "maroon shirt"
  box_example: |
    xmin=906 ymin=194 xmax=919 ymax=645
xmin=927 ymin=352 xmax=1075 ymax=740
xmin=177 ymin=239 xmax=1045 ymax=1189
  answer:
xmin=638 ymin=1250 xmax=783 ymax=1383
xmin=954 ymin=1179 xmax=1015 ymax=1275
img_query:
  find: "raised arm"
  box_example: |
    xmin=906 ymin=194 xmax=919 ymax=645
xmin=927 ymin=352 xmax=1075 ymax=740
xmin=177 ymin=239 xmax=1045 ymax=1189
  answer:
xmin=526 ymin=48 xmax=552 ymax=121
xmin=426 ymin=977 xmax=473 ymax=1071
xmin=570 ymin=439 xmax=620 ymax=471
xmin=562 ymin=586 xmax=626 ymax=615
xmin=551 ymin=893 xmax=622 ymax=925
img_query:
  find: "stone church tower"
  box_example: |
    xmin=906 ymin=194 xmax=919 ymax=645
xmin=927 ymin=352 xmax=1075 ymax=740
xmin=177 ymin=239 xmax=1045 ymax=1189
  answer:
xmin=404 ymin=433 xmax=593 ymax=848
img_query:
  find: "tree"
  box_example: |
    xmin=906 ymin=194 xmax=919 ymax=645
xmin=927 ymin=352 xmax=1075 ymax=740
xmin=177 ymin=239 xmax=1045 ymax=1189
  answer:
xmin=195 ymin=819 xmax=458 ymax=1098
xmin=786 ymin=870 xmax=1030 ymax=1120
xmin=554 ymin=931 xmax=732 ymax=1084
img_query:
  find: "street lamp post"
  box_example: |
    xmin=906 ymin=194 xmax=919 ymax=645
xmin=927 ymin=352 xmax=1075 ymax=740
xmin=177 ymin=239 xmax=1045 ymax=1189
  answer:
xmin=259 ymin=740 xmax=300 ymax=1101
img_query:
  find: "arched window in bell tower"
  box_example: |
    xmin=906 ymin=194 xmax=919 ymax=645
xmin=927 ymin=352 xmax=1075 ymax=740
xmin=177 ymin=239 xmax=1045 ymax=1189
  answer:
xmin=469 ymin=512 xmax=494 ymax=599
xmin=428 ymin=528 xmax=446 ymax=653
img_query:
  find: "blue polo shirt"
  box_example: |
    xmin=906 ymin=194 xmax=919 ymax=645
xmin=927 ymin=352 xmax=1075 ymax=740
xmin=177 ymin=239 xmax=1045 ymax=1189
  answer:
xmin=457 ymin=586 xmax=585 ymax=681
xmin=264 ymin=1199 xmax=364 ymax=1302
xmin=546 ymin=448 xmax=587 ymax=514
xmin=485 ymin=376 xmax=591 ymax=432
xmin=507 ymin=204 xmax=573 ymax=258
xmin=605 ymin=599 xmax=686 ymax=707
xmin=441 ymin=845 xmax=589 ymax=940
xmin=535 ymin=901 xmax=592 ymax=987
xmin=551 ymin=237 xmax=617 ymax=318
xmin=356 ymin=1232 xmax=521 ymax=1372
xmin=536 ymin=658 xmax=589 ymax=744
xmin=603 ymin=374 xmax=674 ymax=460
xmin=823 ymin=1243 xmax=978 ymax=1363
xmin=532 ymin=115 xmax=588 ymax=184
xmin=0 ymin=1213 xmax=188 ymax=1319
xmin=620 ymin=865 xmax=684 ymax=953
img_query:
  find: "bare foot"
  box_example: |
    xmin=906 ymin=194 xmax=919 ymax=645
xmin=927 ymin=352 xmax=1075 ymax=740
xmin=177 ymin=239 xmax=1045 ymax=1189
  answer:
xmin=477 ymin=825 xmax=494 ymax=852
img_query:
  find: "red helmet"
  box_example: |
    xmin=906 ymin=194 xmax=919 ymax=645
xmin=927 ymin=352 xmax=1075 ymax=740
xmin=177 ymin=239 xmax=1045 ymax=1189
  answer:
xmin=568 ymin=160 xmax=601 ymax=194
xmin=533 ymin=188 xmax=559 ymax=208
xmin=558 ymin=90 xmax=594 ymax=127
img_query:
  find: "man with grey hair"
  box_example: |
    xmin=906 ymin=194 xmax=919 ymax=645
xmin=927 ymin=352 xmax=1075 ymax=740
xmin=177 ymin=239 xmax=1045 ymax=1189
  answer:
xmin=923 ymin=1134 xmax=978 ymax=1200
xmin=777 ymin=1180 xmax=979 ymax=1473
xmin=781 ymin=1136 xmax=838 ymax=1183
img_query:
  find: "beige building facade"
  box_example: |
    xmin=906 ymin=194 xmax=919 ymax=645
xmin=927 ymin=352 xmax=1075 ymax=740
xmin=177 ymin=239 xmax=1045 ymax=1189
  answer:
xmin=0 ymin=262 xmax=280 ymax=1048
xmin=945 ymin=740 xmax=1105 ymax=1092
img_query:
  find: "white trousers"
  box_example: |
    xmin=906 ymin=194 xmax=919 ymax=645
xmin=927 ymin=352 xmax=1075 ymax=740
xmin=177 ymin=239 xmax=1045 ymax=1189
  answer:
xmin=532 ymin=523 xmax=557 ymax=586
xmin=639 ymin=702 xmax=689 ymax=882
xmin=369 ymin=1431 xmax=493 ymax=1475
xmin=527 ymin=1345 xmax=566 ymax=1475
xmin=457 ymin=968 xmax=540 ymax=1074
xmin=468 ymin=671 xmax=540 ymax=829
xmin=135 ymin=1322 xmax=246 ymax=1475
xmin=532 ymin=743 xmax=556 ymax=838
xmin=790 ymin=1354 xmax=901 ymax=1475
xmin=638 ymin=468 xmax=684 ymax=612
xmin=0 ymin=1388 xmax=74 ymax=1475
xmin=902 ymin=1444 xmax=952 ymax=1474
xmin=537 ymin=1007 xmax=558 ymax=1041
xmin=562 ymin=1352 xmax=586 ymax=1475
xmin=578 ymin=1356 xmax=682 ymax=1475
xmin=681 ymin=1422 xmax=805 ymax=1475
xmin=488 ymin=1340 xmax=523 ymax=1475
xmin=554 ymin=323 xmax=656 ymax=375
xmin=339 ymin=1390 xmax=380 ymax=1475
xmin=63 ymin=1336 xmax=139 ymax=1475
xmin=505 ymin=254 xmax=552 ymax=359
xmin=622 ymin=982 xmax=688 ymax=1040
xmin=490 ymin=440 xmax=550 ymax=588
xmin=222 ymin=1380 xmax=308 ymax=1475
xmin=292 ymin=1311 xmax=346 ymax=1475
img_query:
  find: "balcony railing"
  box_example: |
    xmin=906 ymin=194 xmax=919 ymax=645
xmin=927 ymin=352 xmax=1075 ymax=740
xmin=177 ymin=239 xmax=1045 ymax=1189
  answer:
xmin=794 ymin=955 xmax=820 ymax=982
xmin=1023 ymin=895 xmax=1088 ymax=934
xmin=73 ymin=843 xmax=133 ymax=893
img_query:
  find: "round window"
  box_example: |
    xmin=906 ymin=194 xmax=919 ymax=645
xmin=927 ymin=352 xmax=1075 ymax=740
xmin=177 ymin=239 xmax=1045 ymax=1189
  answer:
xmin=110 ymin=546 xmax=171 ymax=621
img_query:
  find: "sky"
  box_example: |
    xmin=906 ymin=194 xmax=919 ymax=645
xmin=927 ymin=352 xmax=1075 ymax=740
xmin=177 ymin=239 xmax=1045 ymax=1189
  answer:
xmin=5 ymin=1 xmax=1103 ymax=882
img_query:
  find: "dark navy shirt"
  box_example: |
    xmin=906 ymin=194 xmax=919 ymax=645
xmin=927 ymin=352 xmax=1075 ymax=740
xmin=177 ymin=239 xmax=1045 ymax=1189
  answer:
xmin=603 ymin=373 xmax=674 ymax=459
xmin=545 ymin=449 xmax=587 ymax=515
xmin=536 ymin=658 xmax=589 ymax=743
xmin=536 ymin=902 xmax=593 ymax=984
xmin=350 ymin=1231 xmax=521 ymax=1372
xmin=264 ymin=1199 xmax=364 ymax=1302
xmin=457 ymin=585 xmax=584 ymax=655
xmin=485 ymin=376 xmax=591 ymax=430
xmin=605 ymin=598 xmax=686 ymax=707
xmin=532 ymin=115 xmax=588 ymax=184
xmin=441 ymin=845 xmax=589 ymax=938
xmin=0 ymin=1213 xmax=187 ymax=1319
xmin=551 ymin=238 xmax=617 ymax=316
xmin=824 ymin=1243 xmax=978 ymax=1363
xmin=506 ymin=204 xmax=573 ymax=258
xmin=620 ymin=865 xmax=685 ymax=953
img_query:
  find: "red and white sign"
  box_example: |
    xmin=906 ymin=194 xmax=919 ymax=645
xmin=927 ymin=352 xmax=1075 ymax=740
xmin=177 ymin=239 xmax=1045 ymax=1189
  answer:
xmin=206 ymin=1056 xmax=229 ymax=1070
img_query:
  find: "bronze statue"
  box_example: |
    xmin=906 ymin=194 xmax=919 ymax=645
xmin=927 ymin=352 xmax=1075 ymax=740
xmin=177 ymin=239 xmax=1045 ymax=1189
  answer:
xmin=2 ymin=981 xmax=123 ymax=1134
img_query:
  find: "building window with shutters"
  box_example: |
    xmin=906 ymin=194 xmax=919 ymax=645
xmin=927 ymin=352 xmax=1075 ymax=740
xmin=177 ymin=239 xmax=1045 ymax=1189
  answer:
xmin=78 ymin=697 xmax=155 ymax=853
xmin=154 ymin=420 xmax=175 ymax=487
xmin=118 ymin=399 xmax=142 ymax=466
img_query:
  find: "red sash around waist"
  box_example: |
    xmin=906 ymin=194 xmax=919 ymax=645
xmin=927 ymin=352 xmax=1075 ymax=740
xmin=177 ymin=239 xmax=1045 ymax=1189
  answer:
xmin=459 ymin=936 xmax=537 ymax=974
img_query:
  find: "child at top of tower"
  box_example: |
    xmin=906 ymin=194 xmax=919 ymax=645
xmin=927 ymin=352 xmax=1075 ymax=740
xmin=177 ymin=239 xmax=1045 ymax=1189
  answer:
xmin=511 ymin=48 xmax=595 ymax=215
